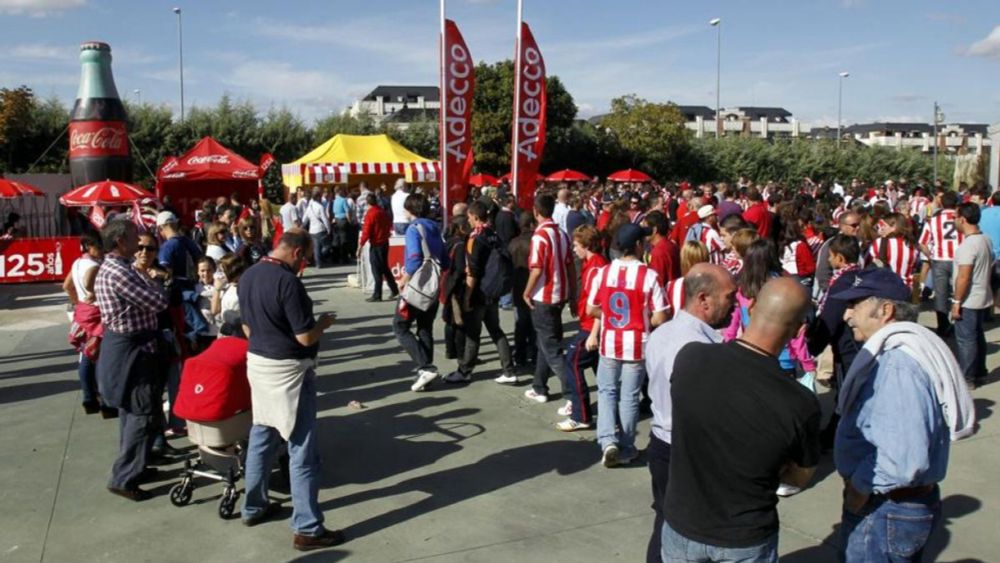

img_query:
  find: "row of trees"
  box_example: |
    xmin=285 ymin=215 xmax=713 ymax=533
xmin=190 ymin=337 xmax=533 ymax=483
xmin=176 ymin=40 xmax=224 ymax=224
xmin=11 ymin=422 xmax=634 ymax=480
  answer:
xmin=0 ymin=62 xmax=957 ymax=191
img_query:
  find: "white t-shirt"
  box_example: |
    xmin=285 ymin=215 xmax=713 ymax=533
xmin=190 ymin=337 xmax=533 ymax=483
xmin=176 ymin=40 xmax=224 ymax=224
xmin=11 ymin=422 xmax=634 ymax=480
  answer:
xmin=195 ymin=282 xmax=220 ymax=336
xmin=279 ymin=201 xmax=300 ymax=230
xmin=391 ymin=190 xmax=410 ymax=225
xmin=219 ymin=284 xmax=241 ymax=333
xmin=206 ymin=244 xmax=227 ymax=262
xmin=303 ymin=200 xmax=329 ymax=235
xmin=71 ymin=256 xmax=100 ymax=302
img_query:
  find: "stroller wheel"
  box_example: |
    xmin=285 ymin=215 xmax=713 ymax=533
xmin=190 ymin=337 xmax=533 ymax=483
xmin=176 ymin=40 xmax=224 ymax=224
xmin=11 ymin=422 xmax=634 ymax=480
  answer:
xmin=218 ymin=487 xmax=239 ymax=519
xmin=169 ymin=480 xmax=193 ymax=507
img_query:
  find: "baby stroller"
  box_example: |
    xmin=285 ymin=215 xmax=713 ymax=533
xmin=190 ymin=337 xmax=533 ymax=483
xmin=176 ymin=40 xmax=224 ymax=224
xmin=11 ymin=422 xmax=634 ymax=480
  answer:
xmin=169 ymin=337 xmax=253 ymax=519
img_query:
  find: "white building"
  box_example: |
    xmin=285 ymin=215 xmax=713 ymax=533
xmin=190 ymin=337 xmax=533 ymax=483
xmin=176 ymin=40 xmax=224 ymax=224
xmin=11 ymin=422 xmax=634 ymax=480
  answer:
xmin=347 ymin=85 xmax=439 ymax=128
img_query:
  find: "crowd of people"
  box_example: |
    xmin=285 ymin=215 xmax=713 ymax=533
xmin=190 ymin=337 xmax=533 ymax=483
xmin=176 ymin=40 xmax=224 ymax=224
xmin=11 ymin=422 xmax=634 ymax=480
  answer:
xmin=61 ymin=171 xmax=998 ymax=559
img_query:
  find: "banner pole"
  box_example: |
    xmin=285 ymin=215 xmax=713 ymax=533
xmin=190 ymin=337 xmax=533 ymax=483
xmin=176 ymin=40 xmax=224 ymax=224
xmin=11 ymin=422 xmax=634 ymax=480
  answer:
xmin=439 ymin=0 xmax=449 ymax=228
xmin=511 ymin=0 xmax=523 ymax=206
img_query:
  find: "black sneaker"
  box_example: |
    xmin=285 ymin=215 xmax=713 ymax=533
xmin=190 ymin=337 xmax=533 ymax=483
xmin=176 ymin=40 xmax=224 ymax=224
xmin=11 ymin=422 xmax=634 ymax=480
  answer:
xmin=82 ymin=400 xmax=100 ymax=415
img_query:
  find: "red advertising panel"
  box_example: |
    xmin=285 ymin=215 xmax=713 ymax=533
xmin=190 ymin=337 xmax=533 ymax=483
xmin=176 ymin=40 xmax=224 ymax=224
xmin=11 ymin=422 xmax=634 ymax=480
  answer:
xmin=511 ymin=22 xmax=546 ymax=211
xmin=0 ymin=237 xmax=82 ymax=284
xmin=68 ymin=121 xmax=129 ymax=158
xmin=441 ymin=19 xmax=475 ymax=214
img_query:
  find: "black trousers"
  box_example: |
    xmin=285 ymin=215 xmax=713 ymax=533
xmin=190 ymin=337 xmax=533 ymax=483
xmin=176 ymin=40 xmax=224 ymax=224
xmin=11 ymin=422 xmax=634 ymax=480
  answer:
xmin=646 ymin=434 xmax=671 ymax=563
xmin=109 ymin=356 xmax=157 ymax=490
xmin=513 ymin=297 xmax=537 ymax=366
xmin=458 ymin=300 xmax=514 ymax=377
xmin=369 ymin=243 xmax=399 ymax=299
xmin=531 ymin=301 xmax=566 ymax=396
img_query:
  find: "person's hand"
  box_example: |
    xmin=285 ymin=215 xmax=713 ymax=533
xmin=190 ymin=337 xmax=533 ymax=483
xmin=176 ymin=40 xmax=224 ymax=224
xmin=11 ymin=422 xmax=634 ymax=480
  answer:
xmin=844 ymin=480 xmax=869 ymax=515
xmin=523 ymin=293 xmax=534 ymax=310
xmin=214 ymin=276 xmax=226 ymax=290
xmin=356 ymin=248 xmax=362 ymax=259
xmin=585 ymin=333 xmax=599 ymax=351
xmin=317 ymin=312 xmax=336 ymax=330
xmin=84 ymin=294 xmax=96 ymax=305
xmin=569 ymin=305 xmax=578 ymax=319
xmin=951 ymin=303 xmax=962 ymax=321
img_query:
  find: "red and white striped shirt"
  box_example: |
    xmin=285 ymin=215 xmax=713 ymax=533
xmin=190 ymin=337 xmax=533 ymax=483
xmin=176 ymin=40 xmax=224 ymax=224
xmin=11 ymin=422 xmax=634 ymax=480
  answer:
xmin=832 ymin=205 xmax=847 ymax=223
xmin=699 ymin=223 xmax=726 ymax=264
xmin=665 ymin=277 xmax=686 ymax=319
xmin=587 ymin=260 xmax=668 ymax=361
xmin=919 ymin=209 xmax=964 ymax=261
xmin=869 ymin=237 xmax=919 ymax=287
xmin=909 ymin=196 xmax=930 ymax=221
xmin=528 ymin=219 xmax=573 ymax=304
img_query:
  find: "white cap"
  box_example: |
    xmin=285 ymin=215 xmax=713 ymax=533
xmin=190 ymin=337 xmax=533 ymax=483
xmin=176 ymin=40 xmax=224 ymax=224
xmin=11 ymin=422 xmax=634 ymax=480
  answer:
xmin=697 ymin=205 xmax=716 ymax=219
xmin=155 ymin=210 xmax=177 ymax=227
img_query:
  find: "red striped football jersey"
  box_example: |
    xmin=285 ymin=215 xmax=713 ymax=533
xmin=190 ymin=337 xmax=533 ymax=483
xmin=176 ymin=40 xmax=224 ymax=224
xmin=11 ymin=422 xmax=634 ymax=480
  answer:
xmin=869 ymin=237 xmax=919 ymax=287
xmin=587 ymin=260 xmax=668 ymax=361
xmin=918 ymin=209 xmax=963 ymax=261
xmin=528 ymin=219 xmax=573 ymax=304
xmin=665 ymin=277 xmax=686 ymax=320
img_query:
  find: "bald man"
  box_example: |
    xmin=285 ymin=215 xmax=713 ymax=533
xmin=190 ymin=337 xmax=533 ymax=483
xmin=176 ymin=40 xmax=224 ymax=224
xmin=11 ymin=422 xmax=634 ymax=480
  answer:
xmin=552 ymin=188 xmax=571 ymax=233
xmin=644 ymin=263 xmax=736 ymax=563
xmin=659 ymin=277 xmax=820 ymax=562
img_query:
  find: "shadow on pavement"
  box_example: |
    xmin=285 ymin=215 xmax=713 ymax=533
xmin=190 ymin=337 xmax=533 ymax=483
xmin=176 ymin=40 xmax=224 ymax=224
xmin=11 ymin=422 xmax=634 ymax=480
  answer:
xmin=0 ymin=360 xmax=80 ymax=381
xmin=0 ymin=348 xmax=76 ymax=366
xmin=289 ymin=548 xmax=352 ymax=562
xmin=322 ymin=439 xmax=595 ymax=540
xmin=781 ymin=493 xmax=982 ymax=562
xmin=0 ymin=378 xmax=79 ymax=404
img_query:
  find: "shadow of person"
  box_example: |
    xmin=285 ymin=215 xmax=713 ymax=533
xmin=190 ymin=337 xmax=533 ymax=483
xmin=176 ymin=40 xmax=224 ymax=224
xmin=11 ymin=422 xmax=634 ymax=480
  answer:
xmin=322 ymin=439 xmax=595 ymax=541
xmin=318 ymin=396 xmax=484 ymax=486
xmin=922 ymin=494 xmax=983 ymax=562
xmin=0 ymin=378 xmax=80 ymax=405
xmin=780 ymin=521 xmax=840 ymax=562
xmin=974 ymin=398 xmax=994 ymax=424
xmin=289 ymin=548 xmax=352 ymax=562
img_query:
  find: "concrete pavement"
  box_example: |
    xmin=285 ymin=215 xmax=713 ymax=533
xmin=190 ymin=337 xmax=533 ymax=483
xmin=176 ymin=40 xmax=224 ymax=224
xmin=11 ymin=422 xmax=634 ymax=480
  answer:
xmin=1 ymin=265 xmax=998 ymax=562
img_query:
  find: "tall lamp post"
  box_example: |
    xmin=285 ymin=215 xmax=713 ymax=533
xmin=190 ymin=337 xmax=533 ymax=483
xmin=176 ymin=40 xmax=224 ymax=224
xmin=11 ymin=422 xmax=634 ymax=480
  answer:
xmin=709 ymin=18 xmax=721 ymax=138
xmin=933 ymin=101 xmax=944 ymax=184
xmin=173 ymin=7 xmax=185 ymax=122
xmin=133 ymin=88 xmax=141 ymax=106
xmin=837 ymin=71 xmax=849 ymax=148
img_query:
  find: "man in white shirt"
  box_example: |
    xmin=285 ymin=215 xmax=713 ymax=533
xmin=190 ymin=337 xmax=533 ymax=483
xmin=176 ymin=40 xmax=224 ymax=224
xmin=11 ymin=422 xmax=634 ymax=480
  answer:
xmin=552 ymin=188 xmax=570 ymax=234
xmin=302 ymin=188 xmax=330 ymax=268
xmin=390 ymin=178 xmax=411 ymax=235
xmin=279 ymin=191 xmax=301 ymax=231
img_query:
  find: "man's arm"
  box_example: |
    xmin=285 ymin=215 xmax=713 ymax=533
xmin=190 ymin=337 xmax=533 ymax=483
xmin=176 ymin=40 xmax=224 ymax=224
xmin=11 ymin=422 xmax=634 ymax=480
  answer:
xmin=952 ymin=264 xmax=973 ymax=319
xmin=294 ymin=312 xmax=334 ymax=347
xmin=522 ymin=268 xmax=542 ymax=310
xmin=780 ymin=462 xmax=817 ymax=489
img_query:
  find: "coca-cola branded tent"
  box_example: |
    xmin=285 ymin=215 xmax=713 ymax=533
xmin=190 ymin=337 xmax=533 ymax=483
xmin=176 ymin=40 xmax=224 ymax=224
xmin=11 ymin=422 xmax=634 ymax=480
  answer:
xmin=155 ymin=137 xmax=271 ymax=223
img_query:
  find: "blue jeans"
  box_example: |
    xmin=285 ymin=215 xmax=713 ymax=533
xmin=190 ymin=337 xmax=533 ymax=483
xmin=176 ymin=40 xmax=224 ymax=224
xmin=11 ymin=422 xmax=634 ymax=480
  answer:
xmin=661 ymin=520 xmax=777 ymax=563
xmin=310 ymin=233 xmax=326 ymax=268
xmin=242 ymin=371 xmax=325 ymax=535
xmin=78 ymin=354 xmax=98 ymax=404
xmin=498 ymin=292 xmax=514 ymax=309
xmin=840 ymin=486 xmax=941 ymax=562
xmin=954 ymin=307 xmax=988 ymax=383
xmin=596 ymin=357 xmax=645 ymax=454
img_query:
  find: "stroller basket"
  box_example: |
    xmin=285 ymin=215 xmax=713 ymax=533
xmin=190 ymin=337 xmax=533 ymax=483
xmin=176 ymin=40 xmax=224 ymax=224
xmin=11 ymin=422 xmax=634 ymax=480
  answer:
xmin=168 ymin=410 xmax=251 ymax=519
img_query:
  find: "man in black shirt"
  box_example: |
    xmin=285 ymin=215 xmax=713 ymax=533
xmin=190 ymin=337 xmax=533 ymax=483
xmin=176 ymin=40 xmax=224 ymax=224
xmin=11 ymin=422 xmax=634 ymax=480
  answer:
xmin=663 ymin=277 xmax=820 ymax=562
xmin=444 ymin=200 xmax=516 ymax=384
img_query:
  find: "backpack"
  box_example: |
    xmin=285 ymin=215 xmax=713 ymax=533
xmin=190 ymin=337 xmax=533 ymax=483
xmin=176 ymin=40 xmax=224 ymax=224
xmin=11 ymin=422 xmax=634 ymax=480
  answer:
xmin=480 ymin=234 xmax=513 ymax=299
xmin=685 ymin=222 xmax=706 ymax=243
xmin=401 ymin=224 xmax=442 ymax=312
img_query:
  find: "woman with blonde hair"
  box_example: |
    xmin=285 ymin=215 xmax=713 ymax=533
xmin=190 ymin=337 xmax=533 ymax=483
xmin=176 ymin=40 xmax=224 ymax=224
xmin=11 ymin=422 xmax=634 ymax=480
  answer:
xmin=723 ymin=228 xmax=759 ymax=276
xmin=664 ymin=241 xmax=710 ymax=319
xmin=235 ymin=216 xmax=267 ymax=265
xmin=205 ymin=222 xmax=230 ymax=261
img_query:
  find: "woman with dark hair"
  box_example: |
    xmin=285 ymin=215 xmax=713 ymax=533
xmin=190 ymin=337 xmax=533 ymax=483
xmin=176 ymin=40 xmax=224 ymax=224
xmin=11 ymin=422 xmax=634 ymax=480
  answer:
xmin=64 ymin=233 xmax=106 ymax=414
xmin=868 ymin=211 xmax=919 ymax=288
xmin=777 ymin=203 xmax=816 ymax=293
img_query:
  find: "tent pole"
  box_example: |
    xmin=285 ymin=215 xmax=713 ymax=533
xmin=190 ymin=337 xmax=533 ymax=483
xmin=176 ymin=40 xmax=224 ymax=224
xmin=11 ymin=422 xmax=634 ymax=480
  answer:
xmin=439 ymin=0 xmax=449 ymax=229
xmin=512 ymin=0 xmax=523 ymax=207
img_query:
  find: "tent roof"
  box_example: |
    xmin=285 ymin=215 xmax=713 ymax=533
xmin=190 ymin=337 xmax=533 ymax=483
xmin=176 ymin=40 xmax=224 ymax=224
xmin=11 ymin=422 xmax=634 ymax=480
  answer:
xmin=290 ymin=134 xmax=433 ymax=166
xmin=157 ymin=136 xmax=260 ymax=183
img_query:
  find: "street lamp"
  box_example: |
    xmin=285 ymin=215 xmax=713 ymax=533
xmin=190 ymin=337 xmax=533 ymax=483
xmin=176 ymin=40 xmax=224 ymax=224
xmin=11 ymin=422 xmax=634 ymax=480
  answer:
xmin=173 ymin=7 xmax=185 ymax=122
xmin=933 ymin=101 xmax=945 ymax=183
xmin=133 ymin=88 xmax=141 ymax=106
xmin=709 ymin=18 xmax=721 ymax=139
xmin=837 ymin=71 xmax=849 ymax=148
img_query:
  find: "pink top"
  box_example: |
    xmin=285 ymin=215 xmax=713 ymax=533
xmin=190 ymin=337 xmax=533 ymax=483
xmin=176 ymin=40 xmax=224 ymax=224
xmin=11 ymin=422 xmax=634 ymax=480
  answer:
xmin=720 ymin=290 xmax=816 ymax=372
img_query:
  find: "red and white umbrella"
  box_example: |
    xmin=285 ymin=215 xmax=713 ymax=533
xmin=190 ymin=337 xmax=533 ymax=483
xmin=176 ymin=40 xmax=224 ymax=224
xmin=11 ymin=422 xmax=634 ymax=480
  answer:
xmin=545 ymin=169 xmax=590 ymax=182
xmin=59 ymin=180 xmax=156 ymax=207
xmin=0 ymin=178 xmax=44 ymax=199
xmin=469 ymin=173 xmax=499 ymax=187
xmin=607 ymin=168 xmax=653 ymax=183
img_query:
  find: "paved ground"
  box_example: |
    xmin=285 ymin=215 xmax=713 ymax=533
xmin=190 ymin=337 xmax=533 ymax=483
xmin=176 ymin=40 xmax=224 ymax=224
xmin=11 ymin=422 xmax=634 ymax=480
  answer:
xmin=1 ymin=265 xmax=998 ymax=563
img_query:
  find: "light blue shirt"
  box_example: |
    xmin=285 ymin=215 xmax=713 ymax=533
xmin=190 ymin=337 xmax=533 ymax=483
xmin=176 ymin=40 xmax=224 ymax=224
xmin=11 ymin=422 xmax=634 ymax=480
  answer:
xmin=332 ymin=195 xmax=350 ymax=221
xmin=645 ymin=309 xmax=722 ymax=443
xmin=834 ymin=349 xmax=949 ymax=495
xmin=978 ymin=206 xmax=1000 ymax=259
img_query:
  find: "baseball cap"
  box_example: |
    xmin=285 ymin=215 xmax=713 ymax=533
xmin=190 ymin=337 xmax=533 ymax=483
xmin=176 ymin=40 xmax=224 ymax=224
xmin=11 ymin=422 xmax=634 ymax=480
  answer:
xmin=155 ymin=210 xmax=177 ymax=227
xmin=615 ymin=223 xmax=651 ymax=250
xmin=830 ymin=268 xmax=911 ymax=303
xmin=697 ymin=204 xmax=717 ymax=219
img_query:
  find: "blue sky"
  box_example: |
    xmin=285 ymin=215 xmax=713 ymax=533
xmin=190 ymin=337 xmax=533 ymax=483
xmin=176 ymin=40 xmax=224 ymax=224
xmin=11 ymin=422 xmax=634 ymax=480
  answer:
xmin=1 ymin=0 xmax=998 ymax=126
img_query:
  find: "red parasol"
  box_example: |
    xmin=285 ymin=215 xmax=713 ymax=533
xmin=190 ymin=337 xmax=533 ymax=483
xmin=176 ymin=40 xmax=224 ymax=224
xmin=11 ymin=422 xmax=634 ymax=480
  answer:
xmin=498 ymin=171 xmax=543 ymax=184
xmin=59 ymin=180 xmax=156 ymax=207
xmin=0 ymin=178 xmax=45 ymax=199
xmin=607 ymin=168 xmax=653 ymax=183
xmin=469 ymin=173 xmax=499 ymax=187
xmin=545 ymin=169 xmax=590 ymax=182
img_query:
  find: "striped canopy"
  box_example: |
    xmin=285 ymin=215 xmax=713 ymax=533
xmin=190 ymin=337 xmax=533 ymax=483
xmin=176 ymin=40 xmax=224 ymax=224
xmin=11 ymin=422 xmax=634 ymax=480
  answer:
xmin=59 ymin=180 xmax=155 ymax=207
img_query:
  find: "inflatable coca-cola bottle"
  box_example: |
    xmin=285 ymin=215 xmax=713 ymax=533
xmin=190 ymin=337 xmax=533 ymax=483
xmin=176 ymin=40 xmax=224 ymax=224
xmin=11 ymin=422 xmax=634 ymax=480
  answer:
xmin=69 ymin=41 xmax=131 ymax=186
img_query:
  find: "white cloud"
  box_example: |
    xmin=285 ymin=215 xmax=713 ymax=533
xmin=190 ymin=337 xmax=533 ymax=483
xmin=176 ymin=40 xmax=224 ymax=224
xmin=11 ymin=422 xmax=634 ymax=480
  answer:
xmin=221 ymin=60 xmax=366 ymax=120
xmin=0 ymin=0 xmax=84 ymax=16
xmin=964 ymin=26 xmax=1000 ymax=60
xmin=8 ymin=43 xmax=74 ymax=60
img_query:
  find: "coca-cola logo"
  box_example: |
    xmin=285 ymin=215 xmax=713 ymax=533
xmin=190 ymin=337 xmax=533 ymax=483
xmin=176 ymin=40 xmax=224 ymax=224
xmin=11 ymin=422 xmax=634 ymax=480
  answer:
xmin=69 ymin=124 xmax=126 ymax=154
xmin=187 ymin=154 xmax=230 ymax=166
xmin=232 ymin=170 xmax=256 ymax=179
xmin=161 ymin=159 xmax=179 ymax=173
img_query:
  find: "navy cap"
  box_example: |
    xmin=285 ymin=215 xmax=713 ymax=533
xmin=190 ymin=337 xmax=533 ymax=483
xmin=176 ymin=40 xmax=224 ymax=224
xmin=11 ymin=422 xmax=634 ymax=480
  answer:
xmin=830 ymin=268 xmax=911 ymax=303
xmin=615 ymin=223 xmax=651 ymax=250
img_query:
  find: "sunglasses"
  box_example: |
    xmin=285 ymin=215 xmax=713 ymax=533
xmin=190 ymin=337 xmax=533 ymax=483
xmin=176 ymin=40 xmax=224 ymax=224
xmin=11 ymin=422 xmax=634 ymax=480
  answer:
xmin=843 ymin=222 xmax=860 ymax=228
xmin=137 ymin=245 xmax=158 ymax=252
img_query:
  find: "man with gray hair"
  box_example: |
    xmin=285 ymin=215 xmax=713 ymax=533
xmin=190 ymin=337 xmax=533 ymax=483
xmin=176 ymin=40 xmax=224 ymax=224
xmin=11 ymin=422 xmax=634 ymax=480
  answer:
xmin=644 ymin=263 xmax=736 ymax=563
xmin=814 ymin=211 xmax=861 ymax=295
xmin=391 ymin=178 xmax=411 ymax=235
xmin=831 ymin=268 xmax=975 ymax=562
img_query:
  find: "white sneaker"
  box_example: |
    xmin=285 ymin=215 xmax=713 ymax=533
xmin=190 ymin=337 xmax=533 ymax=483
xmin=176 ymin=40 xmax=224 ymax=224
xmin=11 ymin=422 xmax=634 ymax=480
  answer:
xmin=494 ymin=373 xmax=518 ymax=385
xmin=601 ymin=444 xmax=620 ymax=468
xmin=523 ymin=389 xmax=548 ymax=404
xmin=555 ymin=418 xmax=591 ymax=432
xmin=411 ymin=369 xmax=439 ymax=392
xmin=776 ymin=483 xmax=802 ymax=497
xmin=556 ymin=400 xmax=572 ymax=417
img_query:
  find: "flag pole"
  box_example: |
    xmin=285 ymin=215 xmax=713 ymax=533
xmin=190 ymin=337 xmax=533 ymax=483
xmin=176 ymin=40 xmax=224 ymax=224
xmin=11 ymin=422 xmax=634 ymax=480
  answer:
xmin=439 ymin=0 xmax=449 ymax=228
xmin=511 ymin=0 xmax=523 ymax=206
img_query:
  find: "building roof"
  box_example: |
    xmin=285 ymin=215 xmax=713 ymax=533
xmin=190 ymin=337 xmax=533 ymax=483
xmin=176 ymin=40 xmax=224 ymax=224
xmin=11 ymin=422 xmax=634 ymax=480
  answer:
xmin=844 ymin=122 xmax=934 ymax=135
xmin=952 ymin=123 xmax=989 ymax=136
xmin=363 ymin=85 xmax=439 ymax=103
xmin=675 ymin=105 xmax=715 ymax=120
xmin=382 ymin=107 xmax=439 ymax=123
xmin=731 ymin=107 xmax=792 ymax=122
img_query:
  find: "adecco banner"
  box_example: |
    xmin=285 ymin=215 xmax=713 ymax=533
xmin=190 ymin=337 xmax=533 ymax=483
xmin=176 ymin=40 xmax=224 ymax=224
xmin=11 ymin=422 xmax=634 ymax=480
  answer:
xmin=0 ymin=237 xmax=82 ymax=284
xmin=511 ymin=21 xmax=546 ymax=211
xmin=441 ymin=19 xmax=475 ymax=216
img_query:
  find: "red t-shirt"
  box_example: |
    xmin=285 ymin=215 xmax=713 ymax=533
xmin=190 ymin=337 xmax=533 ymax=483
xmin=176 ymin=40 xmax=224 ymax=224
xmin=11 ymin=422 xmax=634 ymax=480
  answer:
xmin=648 ymin=237 xmax=679 ymax=286
xmin=577 ymin=253 xmax=607 ymax=332
xmin=174 ymin=337 xmax=252 ymax=422
xmin=742 ymin=202 xmax=772 ymax=239
xmin=670 ymin=209 xmax=700 ymax=247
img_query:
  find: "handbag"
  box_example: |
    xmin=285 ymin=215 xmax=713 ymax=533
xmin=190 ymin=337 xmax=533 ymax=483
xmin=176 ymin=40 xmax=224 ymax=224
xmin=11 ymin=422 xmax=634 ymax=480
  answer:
xmin=401 ymin=223 xmax=441 ymax=312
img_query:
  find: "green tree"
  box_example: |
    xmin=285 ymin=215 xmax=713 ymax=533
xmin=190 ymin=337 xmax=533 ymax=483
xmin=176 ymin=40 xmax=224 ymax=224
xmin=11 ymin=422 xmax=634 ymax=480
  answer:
xmin=312 ymin=112 xmax=376 ymax=146
xmin=598 ymin=94 xmax=691 ymax=180
xmin=381 ymin=118 xmax=439 ymax=159
xmin=0 ymin=86 xmax=39 ymax=171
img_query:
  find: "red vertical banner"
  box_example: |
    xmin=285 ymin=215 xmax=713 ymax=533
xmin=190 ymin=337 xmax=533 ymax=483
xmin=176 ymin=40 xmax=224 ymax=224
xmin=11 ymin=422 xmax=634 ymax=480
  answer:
xmin=441 ymin=19 xmax=475 ymax=219
xmin=512 ymin=22 xmax=546 ymax=211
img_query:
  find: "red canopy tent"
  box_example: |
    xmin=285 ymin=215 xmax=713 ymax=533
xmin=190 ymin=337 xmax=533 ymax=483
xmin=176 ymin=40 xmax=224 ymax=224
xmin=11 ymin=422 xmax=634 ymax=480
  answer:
xmin=469 ymin=173 xmax=499 ymax=187
xmin=156 ymin=137 xmax=270 ymax=224
xmin=545 ymin=169 xmax=590 ymax=182
xmin=607 ymin=168 xmax=653 ymax=183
